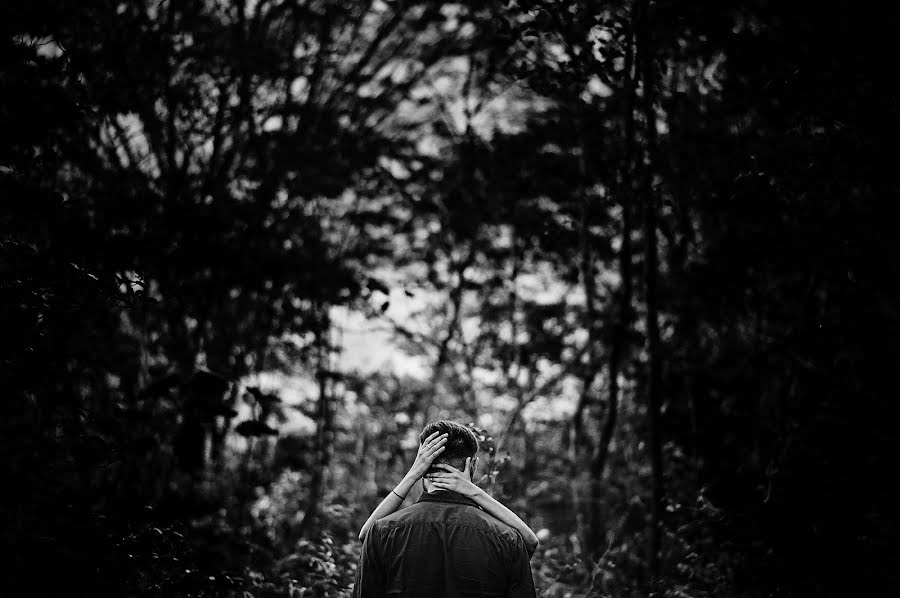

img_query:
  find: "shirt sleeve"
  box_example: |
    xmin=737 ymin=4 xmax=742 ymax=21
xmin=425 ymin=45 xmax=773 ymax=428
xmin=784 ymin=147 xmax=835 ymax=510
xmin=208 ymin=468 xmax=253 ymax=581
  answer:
xmin=506 ymin=531 xmax=537 ymax=598
xmin=353 ymin=521 xmax=386 ymax=598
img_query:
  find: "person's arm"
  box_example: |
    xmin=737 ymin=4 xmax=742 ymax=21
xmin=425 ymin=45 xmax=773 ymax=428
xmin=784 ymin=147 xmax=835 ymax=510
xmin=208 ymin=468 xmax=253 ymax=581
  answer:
xmin=426 ymin=458 xmax=540 ymax=557
xmin=357 ymin=431 xmax=448 ymax=542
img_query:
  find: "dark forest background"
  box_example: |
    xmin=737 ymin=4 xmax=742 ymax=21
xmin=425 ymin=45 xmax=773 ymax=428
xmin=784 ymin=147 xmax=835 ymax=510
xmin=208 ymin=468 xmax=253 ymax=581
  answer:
xmin=2 ymin=0 xmax=899 ymax=596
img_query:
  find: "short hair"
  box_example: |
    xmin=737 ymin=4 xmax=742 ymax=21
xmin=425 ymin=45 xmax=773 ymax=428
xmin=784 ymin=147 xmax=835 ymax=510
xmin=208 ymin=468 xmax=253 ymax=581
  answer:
xmin=419 ymin=420 xmax=479 ymax=473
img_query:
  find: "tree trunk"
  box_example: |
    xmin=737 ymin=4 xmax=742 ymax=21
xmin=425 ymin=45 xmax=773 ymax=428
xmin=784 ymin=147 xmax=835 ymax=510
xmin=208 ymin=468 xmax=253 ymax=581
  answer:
xmin=637 ymin=0 xmax=665 ymax=583
xmin=585 ymin=1 xmax=639 ymax=556
xmin=297 ymin=308 xmax=333 ymax=540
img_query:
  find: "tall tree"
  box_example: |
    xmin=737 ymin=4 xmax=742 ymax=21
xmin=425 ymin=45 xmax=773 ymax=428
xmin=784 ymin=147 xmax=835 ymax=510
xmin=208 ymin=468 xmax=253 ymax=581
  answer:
xmin=636 ymin=0 xmax=664 ymax=581
xmin=585 ymin=0 xmax=639 ymax=555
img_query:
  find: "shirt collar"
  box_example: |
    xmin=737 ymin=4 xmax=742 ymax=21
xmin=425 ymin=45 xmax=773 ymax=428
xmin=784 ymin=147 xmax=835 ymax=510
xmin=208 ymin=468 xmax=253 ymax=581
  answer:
xmin=416 ymin=489 xmax=482 ymax=509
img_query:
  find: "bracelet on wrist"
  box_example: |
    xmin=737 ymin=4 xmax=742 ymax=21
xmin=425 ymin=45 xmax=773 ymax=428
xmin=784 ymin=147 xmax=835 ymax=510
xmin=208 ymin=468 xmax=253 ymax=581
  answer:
xmin=391 ymin=489 xmax=407 ymax=500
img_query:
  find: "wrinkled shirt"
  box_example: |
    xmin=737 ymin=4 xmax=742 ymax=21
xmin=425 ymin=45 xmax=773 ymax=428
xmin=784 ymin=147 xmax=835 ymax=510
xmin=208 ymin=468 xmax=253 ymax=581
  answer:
xmin=353 ymin=489 xmax=536 ymax=598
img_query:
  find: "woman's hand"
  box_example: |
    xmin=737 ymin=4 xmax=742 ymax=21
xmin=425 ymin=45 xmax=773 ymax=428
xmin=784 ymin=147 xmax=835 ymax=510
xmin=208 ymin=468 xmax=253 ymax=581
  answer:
xmin=429 ymin=458 xmax=539 ymax=556
xmin=406 ymin=431 xmax=448 ymax=481
xmin=358 ymin=432 xmax=448 ymax=542
xmin=425 ymin=458 xmax=480 ymax=498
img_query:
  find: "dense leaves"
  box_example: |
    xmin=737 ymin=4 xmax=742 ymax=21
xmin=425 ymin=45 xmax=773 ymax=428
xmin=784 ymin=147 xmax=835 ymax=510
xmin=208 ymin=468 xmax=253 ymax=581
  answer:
xmin=3 ymin=0 xmax=899 ymax=596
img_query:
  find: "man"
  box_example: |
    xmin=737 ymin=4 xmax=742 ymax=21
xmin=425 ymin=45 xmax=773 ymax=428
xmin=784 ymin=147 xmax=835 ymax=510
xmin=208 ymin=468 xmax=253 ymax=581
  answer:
xmin=353 ymin=420 xmax=537 ymax=598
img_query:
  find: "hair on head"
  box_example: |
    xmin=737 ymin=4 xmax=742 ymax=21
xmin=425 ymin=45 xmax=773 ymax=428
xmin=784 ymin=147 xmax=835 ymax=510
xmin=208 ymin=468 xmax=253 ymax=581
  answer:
xmin=419 ymin=420 xmax=479 ymax=472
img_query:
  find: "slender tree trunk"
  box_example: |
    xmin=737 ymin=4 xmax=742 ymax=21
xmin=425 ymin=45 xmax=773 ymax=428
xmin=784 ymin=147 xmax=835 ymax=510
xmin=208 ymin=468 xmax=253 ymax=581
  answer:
xmin=637 ymin=0 xmax=665 ymax=583
xmin=432 ymin=246 xmax=474 ymax=383
xmin=585 ymin=2 xmax=639 ymax=555
xmin=573 ymin=109 xmax=601 ymax=560
xmin=297 ymin=307 xmax=333 ymax=539
xmin=577 ymin=120 xmax=598 ymax=450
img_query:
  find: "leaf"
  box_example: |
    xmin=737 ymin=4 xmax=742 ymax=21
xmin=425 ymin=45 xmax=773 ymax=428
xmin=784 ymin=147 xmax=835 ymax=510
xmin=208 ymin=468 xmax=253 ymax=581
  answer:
xmin=245 ymin=386 xmax=281 ymax=404
xmin=366 ymin=277 xmax=390 ymax=295
xmin=188 ymin=369 xmax=230 ymax=398
xmin=214 ymin=406 xmax=239 ymax=418
xmin=139 ymin=372 xmax=181 ymax=399
xmin=235 ymin=420 xmax=279 ymax=437
xmin=315 ymin=369 xmax=344 ymax=381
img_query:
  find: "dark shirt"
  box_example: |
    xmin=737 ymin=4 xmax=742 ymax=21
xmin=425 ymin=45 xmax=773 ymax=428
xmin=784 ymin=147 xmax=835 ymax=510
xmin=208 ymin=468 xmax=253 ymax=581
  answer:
xmin=353 ymin=489 xmax=536 ymax=598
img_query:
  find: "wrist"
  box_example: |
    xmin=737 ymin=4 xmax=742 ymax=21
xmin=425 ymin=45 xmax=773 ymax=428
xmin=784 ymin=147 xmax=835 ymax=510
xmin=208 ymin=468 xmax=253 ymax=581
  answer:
xmin=464 ymin=482 xmax=483 ymax=499
xmin=396 ymin=475 xmax=416 ymax=495
xmin=404 ymin=464 xmax=426 ymax=482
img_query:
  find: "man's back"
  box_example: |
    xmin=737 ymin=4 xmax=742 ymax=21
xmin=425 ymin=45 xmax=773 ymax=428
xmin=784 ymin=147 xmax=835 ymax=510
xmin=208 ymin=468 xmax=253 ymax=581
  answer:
xmin=354 ymin=490 xmax=536 ymax=598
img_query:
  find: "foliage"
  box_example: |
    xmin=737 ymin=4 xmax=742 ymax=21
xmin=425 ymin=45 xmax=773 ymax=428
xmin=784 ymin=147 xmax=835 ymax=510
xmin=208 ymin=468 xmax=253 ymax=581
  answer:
xmin=3 ymin=0 xmax=900 ymax=597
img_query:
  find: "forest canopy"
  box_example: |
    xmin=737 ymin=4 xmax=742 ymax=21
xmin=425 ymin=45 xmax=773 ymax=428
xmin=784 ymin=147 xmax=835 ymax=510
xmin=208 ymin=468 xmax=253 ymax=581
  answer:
xmin=2 ymin=0 xmax=899 ymax=596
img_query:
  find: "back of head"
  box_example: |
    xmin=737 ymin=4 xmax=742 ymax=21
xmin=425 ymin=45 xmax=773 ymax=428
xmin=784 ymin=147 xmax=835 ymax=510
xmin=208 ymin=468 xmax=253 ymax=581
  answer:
xmin=419 ymin=420 xmax=479 ymax=474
